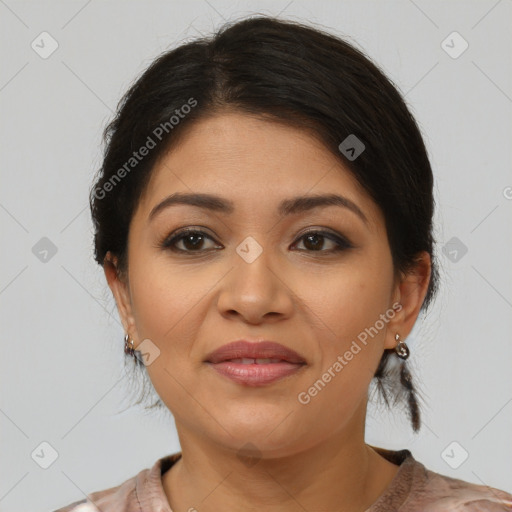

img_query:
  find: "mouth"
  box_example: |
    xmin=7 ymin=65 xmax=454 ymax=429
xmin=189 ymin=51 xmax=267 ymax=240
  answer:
xmin=223 ymin=357 xmax=289 ymax=364
xmin=204 ymin=340 xmax=307 ymax=387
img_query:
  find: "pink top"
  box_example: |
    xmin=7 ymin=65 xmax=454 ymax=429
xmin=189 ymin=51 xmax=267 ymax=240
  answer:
xmin=53 ymin=447 xmax=512 ymax=512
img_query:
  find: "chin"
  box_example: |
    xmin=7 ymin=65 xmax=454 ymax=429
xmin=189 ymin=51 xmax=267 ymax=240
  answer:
xmin=212 ymin=417 xmax=308 ymax=455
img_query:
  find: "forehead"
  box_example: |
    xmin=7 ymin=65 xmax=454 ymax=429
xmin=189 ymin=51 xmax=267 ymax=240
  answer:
xmin=136 ymin=112 xmax=382 ymax=229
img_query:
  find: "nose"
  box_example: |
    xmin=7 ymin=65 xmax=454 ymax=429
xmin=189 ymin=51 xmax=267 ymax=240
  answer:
xmin=216 ymin=248 xmax=294 ymax=325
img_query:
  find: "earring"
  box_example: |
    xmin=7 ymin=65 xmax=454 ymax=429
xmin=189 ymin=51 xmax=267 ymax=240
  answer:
xmin=124 ymin=333 xmax=135 ymax=356
xmin=394 ymin=333 xmax=410 ymax=360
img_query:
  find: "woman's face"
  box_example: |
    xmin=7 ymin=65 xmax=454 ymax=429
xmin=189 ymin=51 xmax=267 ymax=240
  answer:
xmin=106 ymin=112 xmax=429 ymax=458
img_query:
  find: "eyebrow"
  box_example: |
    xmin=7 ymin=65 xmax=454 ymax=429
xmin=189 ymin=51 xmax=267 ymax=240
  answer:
xmin=148 ymin=192 xmax=369 ymax=226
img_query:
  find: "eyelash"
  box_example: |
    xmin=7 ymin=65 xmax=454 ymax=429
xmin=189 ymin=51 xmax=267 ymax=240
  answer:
xmin=158 ymin=227 xmax=353 ymax=255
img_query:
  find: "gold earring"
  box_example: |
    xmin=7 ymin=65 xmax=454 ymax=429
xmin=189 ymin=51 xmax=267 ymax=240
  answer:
xmin=124 ymin=333 xmax=135 ymax=356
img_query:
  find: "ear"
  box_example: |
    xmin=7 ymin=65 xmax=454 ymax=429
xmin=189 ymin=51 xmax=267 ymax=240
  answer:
xmin=384 ymin=251 xmax=432 ymax=350
xmin=103 ymin=251 xmax=140 ymax=344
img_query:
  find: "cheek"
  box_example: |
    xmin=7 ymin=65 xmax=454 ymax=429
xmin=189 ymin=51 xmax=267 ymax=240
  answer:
xmin=296 ymin=257 xmax=393 ymax=346
xmin=291 ymin=281 xmax=390 ymax=440
xmin=129 ymin=250 xmax=210 ymax=342
xmin=126 ymin=257 xmax=216 ymax=411
xmin=127 ymin=258 xmax=213 ymax=428
xmin=293 ymin=256 xmax=393 ymax=394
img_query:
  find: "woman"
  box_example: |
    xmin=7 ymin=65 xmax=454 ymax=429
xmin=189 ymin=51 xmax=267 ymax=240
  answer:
xmin=55 ymin=15 xmax=512 ymax=512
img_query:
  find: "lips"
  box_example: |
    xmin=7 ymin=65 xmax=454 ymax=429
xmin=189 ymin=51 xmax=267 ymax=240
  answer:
xmin=204 ymin=340 xmax=306 ymax=364
xmin=204 ymin=340 xmax=307 ymax=387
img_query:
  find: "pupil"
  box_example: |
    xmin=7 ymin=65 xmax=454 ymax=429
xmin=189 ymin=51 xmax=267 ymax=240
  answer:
xmin=184 ymin=234 xmax=202 ymax=250
xmin=305 ymin=234 xmax=322 ymax=250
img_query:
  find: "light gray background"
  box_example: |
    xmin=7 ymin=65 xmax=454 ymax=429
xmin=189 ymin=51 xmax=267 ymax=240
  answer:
xmin=1 ymin=1 xmax=511 ymax=511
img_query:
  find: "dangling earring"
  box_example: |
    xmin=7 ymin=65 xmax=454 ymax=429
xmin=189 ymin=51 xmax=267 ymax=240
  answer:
xmin=394 ymin=333 xmax=410 ymax=360
xmin=394 ymin=332 xmax=420 ymax=431
xmin=124 ymin=333 xmax=135 ymax=356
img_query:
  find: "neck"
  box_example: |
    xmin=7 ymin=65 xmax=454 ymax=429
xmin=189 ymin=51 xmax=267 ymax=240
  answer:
xmin=162 ymin=407 xmax=400 ymax=512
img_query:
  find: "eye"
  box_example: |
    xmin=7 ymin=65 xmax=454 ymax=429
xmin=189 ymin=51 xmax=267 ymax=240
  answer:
xmin=291 ymin=230 xmax=352 ymax=253
xmin=159 ymin=228 xmax=220 ymax=253
xmin=159 ymin=227 xmax=352 ymax=254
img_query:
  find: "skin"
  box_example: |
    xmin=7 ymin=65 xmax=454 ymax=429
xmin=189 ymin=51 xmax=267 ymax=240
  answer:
xmin=104 ymin=112 xmax=431 ymax=512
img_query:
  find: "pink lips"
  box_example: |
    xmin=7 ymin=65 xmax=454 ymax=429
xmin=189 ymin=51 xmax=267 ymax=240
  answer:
xmin=204 ymin=340 xmax=306 ymax=387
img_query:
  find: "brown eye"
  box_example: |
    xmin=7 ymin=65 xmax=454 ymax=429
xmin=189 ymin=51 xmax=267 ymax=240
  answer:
xmin=159 ymin=228 xmax=352 ymax=255
xmin=161 ymin=229 xmax=220 ymax=253
xmin=292 ymin=230 xmax=352 ymax=253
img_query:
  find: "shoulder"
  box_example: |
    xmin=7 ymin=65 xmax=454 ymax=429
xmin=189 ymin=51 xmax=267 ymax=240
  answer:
xmin=51 ymin=452 xmax=181 ymax=512
xmin=404 ymin=456 xmax=512 ymax=511
xmin=51 ymin=473 xmax=140 ymax=512
xmin=370 ymin=446 xmax=512 ymax=511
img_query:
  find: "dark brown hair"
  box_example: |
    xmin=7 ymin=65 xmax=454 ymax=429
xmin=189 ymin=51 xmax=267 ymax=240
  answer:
xmin=90 ymin=15 xmax=439 ymax=431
